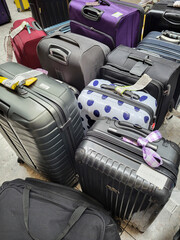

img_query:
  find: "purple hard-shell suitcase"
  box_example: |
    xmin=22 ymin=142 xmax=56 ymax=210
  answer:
xmin=69 ymin=0 xmax=144 ymax=49
xmin=0 ymin=0 xmax=11 ymax=25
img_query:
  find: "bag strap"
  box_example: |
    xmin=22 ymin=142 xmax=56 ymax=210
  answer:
xmin=23 ymin=187 xmax=87 ymax=240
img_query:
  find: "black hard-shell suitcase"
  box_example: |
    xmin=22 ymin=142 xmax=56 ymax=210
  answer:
xmin=0 ymin=178 xmax=121 ymax=240
xmin=100 ymin=45 xmax=180 ymax=129
xmin=0 ymin=0 xmax=11 ymax=25
xmin=75 ymin=118 xmax=180 ymax=232
xmin=144 ymin=0 xmax=180 ymax=37
xmin=28 ymin=0 xmax=70 ymax=29
xmin=37 ymin=32 xmax=110 ymax=92
xmin=0 ymin=62 xmax=84 ymax=186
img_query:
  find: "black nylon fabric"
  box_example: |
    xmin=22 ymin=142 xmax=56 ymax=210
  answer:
xmin=0 ymin=178 xmax=120 ymax=240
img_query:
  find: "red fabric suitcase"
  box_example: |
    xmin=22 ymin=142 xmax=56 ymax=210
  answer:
xmin=10 ymin=17 xmax=47 ymax=69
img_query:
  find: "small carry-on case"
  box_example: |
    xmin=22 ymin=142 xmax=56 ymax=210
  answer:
xmin=0 ymin=0 xmax=11 ymax=25
xmin=75 ymin=118 xmax=180 ymax=232
xmin=44 ymin=20 xmax=71 ymax=35
xmin=144 ymin=0 xmax=180 ymax=37
xmin=78 ymin=78 xmax=157 ymax=133
xmin=0 ymin=178 xmax=121 ymax=240
xmin=14 ymin=0 xmax=30 ymax=12
xmin=28 ymin=0 xmax=70 ymax=29
xmin=137 ymin=30 xmax=180 ymax=109
xmin=0 ymin=62 xmax=84 ymax=186
xmin=69 ymin=0 xmax=144 ymax=49
xmin=100 ymin=45 xmax=180 ymax=129
xmin=9 ymin=17 xmax=47 ymax=69
xmin=37 ymin=32 xmax=110 ymax=92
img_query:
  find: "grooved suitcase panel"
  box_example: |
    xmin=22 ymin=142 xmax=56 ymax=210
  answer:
xmin=0 ymin=62 xmax=84 ymax=186
xmin=75 ymin=118 xmax=180 ymax=232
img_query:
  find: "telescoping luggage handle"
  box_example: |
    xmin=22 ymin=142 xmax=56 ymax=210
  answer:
xmin=23 ymin=186 xmax=87 ymax=240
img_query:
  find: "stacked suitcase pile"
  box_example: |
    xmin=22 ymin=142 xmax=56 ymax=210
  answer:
xmin=0 ymin=0 xmax=180 ymax=238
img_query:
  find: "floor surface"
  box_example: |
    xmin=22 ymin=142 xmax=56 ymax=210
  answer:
xmin=0 ymin=1 xmax=180 ymax=239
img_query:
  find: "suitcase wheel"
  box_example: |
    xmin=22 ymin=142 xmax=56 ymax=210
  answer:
xmin=17 ymin=158 xmax=24 ymax=164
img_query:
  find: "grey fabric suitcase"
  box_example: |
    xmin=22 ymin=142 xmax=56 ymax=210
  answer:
xmin=37 ymin=32 xmax=110 ymax=92
xmin=0 ymin=62 xmax=84 ymax=186
xmin=75 ymin=118 xmax=180 ymax=232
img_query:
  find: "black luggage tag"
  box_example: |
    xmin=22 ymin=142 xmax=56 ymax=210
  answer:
xmin=130 ymin=62 xmax=148 ymax=77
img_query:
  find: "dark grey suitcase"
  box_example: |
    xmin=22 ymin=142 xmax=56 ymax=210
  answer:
xmin=75 ymin=118 xmax=180 ymax=232
xmin=0 ymin=62 xmax=84 ymax=186
xmin=37 ymin=32 xmax=110 ymax=92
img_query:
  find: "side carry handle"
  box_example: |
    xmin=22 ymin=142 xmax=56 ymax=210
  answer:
xmin=51 ymin=33 xmax=80 ymax=48
xmin=0 ymin=100 xmax=9 ymax=117
xmin=49 ymin=47 xmax=71 ymax=65
xmin=32 ymin=21 xmax=43 ymax=31
xmin=159 ymin=35 xmax=180 ymax=44
xmin=163 ymin=11 xmax=180 ymax=25
xmin=82 ymin=6 xmax=104 ymax=21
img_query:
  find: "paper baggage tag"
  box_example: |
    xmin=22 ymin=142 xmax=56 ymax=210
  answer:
xmin=130 ymin=62 xmax=149 ymax=76
xmin=112 ymin=12 xmax=123 ymax=18
xmin=173 ymin=1 xmax=180 ymax=7
xmin=136 ymin=164 xmax=168 ymax=190
xmin=86 ymin=1 xmax=100 ymax=5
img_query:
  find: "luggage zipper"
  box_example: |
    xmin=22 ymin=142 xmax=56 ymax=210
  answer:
xmin=70 ymin=20 xmax=115 ymax=48
xmin=101 ymin=64 xmax=165 ymax=121
xmin=86 ymin=85 xmax=155 ymax=126
xmin=138 ymin=42 xmax=180 ymax=62
xmin=86 ymin=129 xmax=177 ymax=183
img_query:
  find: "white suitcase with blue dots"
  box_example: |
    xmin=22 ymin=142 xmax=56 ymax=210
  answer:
xmin=78 ymin=79 xmax=157 ymax=133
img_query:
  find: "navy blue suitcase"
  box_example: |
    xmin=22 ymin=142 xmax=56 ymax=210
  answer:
xmin=137 ymin=30 xmax=180 ymax=108
xmin=44 ymin=20 xmax=71 ymax=35
xmin=0 ymin=0 xmax=11 ymax=25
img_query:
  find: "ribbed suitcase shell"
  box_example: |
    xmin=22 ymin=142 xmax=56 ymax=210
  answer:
xmin=75 ymin=118 xmax=180 ymax=232
xmin=28 ymin=0 xmax=70 ymax=29
xmin=0 ymin=62 xmax=84 ymax=186
xmin=37 ymin=32 xmax=110 ymax=92
xmin=69 ymin=0 xmax=144 ymax=49
xmin=144 ymin=0 xmax=180 ymax=37
xmin=100 ymin=45 xmax=180 ymax=129
xmin=0 ymin=0 xmax=11 ymax=25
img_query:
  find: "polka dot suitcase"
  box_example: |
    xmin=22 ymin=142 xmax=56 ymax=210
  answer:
xmin=78 ymin=79 xmax=157 ymax=133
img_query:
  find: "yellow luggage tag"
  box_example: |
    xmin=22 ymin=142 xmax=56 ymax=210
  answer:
xmin=0 ymin=76 xmax=37 ymax=90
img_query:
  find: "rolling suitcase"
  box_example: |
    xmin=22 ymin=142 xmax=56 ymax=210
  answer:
xmin=37 ymin=32 xmax=110 ymax=92
xmin=78 ymin=78 xmax=157 ymax=133
xmin=0 ymin=0 xmax=11 ymax=25
xmin=9 ymin=17 xmax=47 ymax=69
xmin=144 ymin=0 xmax=180 ymax=37
xmin=137 ymin=30 xmax=180 ymax=108
xmin=75 ymin=118 xmax=180 ymax=232
xmin=100 ymin=45 xmax=180 ymax=129
xmin=14 ymin=0 xmax=30 ymax=12
xmin=0 ymin=178 xmax=121 ymax=240
xmin=28 ymin=0 xmax=70 ymax=29
xmin=69 ymin=0 xmax=144 ymax=49
xmin=44 ymin=20 xmax=71 ymax=35
xmin=0 ymin=62 xmax=84 ymax=186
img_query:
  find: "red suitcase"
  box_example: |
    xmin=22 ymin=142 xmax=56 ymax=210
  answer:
xmin=10 ymin=17 xmax=47 ymax=69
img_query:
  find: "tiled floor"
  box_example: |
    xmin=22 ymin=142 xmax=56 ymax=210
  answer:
xmin=0 ymin=1 xmax=180 ymax=240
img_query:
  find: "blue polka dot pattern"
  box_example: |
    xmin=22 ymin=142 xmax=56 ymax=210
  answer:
xmin=139 ymin=96 xmax=148 ymax=102
xmin=94 ymin=110 xmax=100 ymax=117
xmin=144 ymin=116 xmax=149 ymax=123
xmin=118 ymin=100 xmax=124 ymax=106
xmin=93 ymin=80 xmax=99 ymax=86
xmin=87 ymin=90 xmax=93 ymax=94
xmin=134 ymin=106 xmax=140 ymax=112
xmin=78 ymin=102 xmax=82 ymax=109
xmin=102 ymin=95 xmax=108 ymax=100
xmin=113 ymin=117 xmax=119 ymax=120
xmin=123 ymin=112 xmax=130 ymax=120
xmin=104 ymin=105 xmax=111 ymax=113
xmin=87 ymin=100 xmax=94 ymax=106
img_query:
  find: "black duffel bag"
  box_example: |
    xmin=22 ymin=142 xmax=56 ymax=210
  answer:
xmin=0 ymin=178 xmax=120 ymax=240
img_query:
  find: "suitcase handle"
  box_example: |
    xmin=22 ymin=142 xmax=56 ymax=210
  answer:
xmin=49 ymin=47 xmax=71 ymax=65
xmin=163 ymin=11 xmax=180 ymax=25
xmin=82 ymin=6 xmax=104 ymax=21
xmin=51 ymin=33 xmax=80 ymax=48
xmin=0 ymin=100 xmax=9 ymax=117
xmin=32 ymin=21 xmax=43 ymax=31
xmin=159 ymin=35 xmax=180 ymax=44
